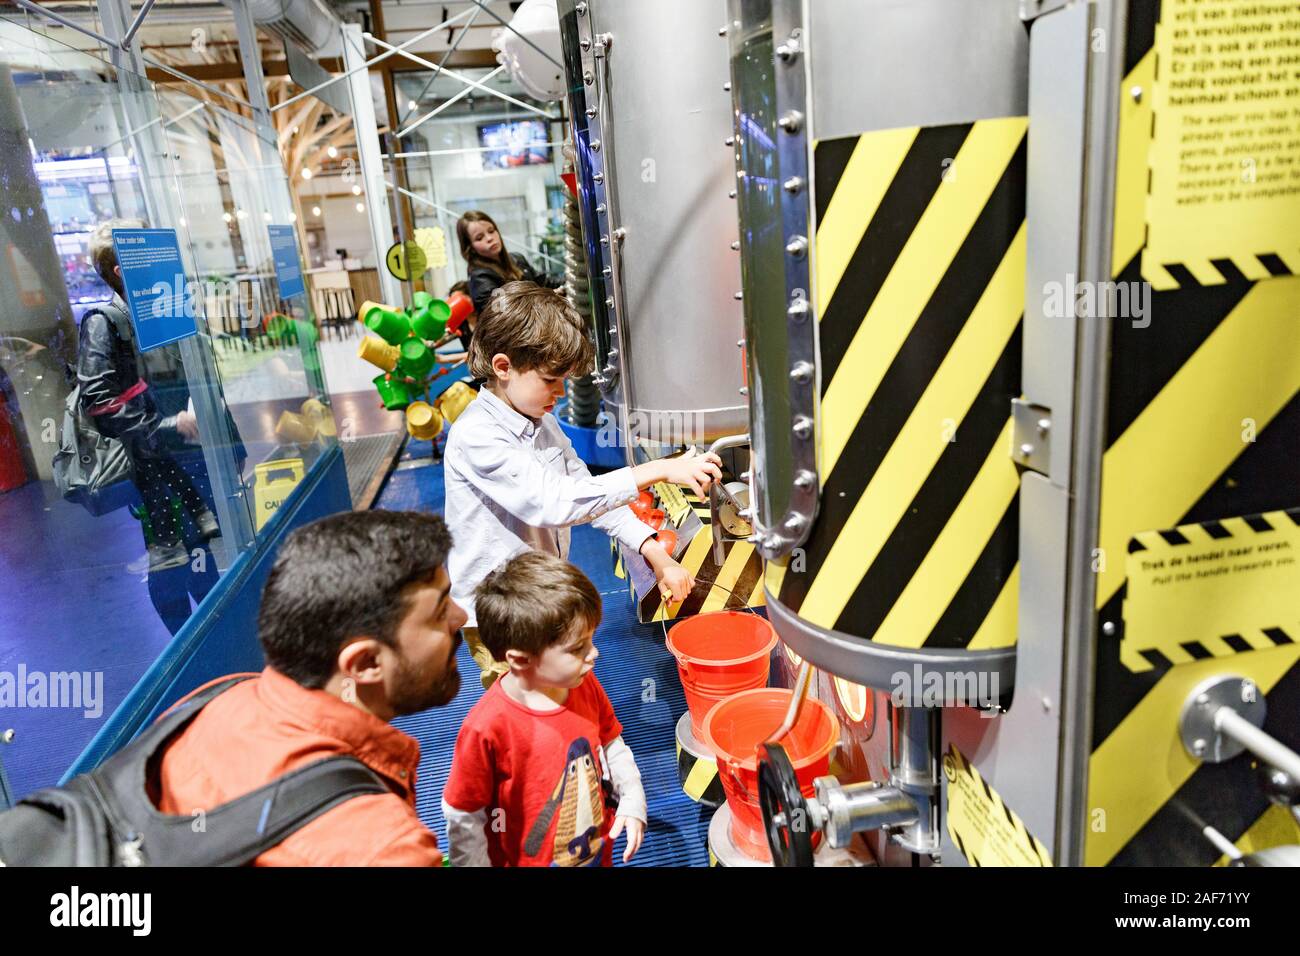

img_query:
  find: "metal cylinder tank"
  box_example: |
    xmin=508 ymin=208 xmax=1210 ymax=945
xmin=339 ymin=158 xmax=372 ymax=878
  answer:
xmin=728 ymin=0 xmax=1029 ymax=701
xmin=558 ymin=0 xmax=747 ymax=450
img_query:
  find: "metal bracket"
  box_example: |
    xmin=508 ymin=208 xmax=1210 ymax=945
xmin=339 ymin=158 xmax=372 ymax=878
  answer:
xmin=1020 ymin=0 xmax=1074 ymax=22
xmin=1011 ymin=398 xmax=1052 ymax=475
xmin=1178 ymin=674 xmax=1300 ymax=784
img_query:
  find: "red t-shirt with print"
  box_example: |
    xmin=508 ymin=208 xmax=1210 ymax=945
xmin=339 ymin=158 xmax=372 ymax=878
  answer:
xmin=443 ymin=674 xmax=623 ymax=867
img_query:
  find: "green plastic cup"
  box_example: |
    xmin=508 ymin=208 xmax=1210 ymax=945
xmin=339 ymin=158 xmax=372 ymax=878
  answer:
xmin=366 ymin=308 xmax=411 ymax=346
xmin=411 ymin=290 xmax=434 ymax=311
xmin=372 ymin=372 xmax=414 ymax=411
xmin=398 ymin=337 xmax=435 ymax=378
xmin=410 ymin=299 xmax=450 ymax=340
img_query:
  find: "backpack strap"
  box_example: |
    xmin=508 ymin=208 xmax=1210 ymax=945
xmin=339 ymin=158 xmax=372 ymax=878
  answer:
xmin=81 ymin=677 xmax=393 ymax=866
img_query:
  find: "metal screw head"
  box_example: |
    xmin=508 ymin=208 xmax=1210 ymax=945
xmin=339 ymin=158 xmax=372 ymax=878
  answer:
xmin=584 ymin=71 xmax=594 ymax=85
xmin=789 ymin=361 xmax=814 ymax=384
xmin=1192 ymin=738 xmax=1207 ymax=757
xmin=593 ymin=172 xmax=603 ymax=183
xmin=738 ymin=386 xmax=748 ymax=396
xmin=1 ymin=729 xmax=14 ymax=744
xmin=792 ymin=416 xmax=813 ymax=439
xmin=723 ymin=81 xmax=732 ymax=92
xmin=730 ymin=240 xmax=740 ymax=251
xmin=1130 ymin=85 xmax=1143 ymax=103
xmin=794 ymin=470 xmax=815 ymax=491
xmin=605 ymin=296 xmax=614 ymax=307
xmin=785 ymin=235 xmax=808 ymax=258
xmin=591 ymin=139 xmax=601 ymax=152
xmin=786 ymin=514 xmax=807 ymax=532
xmin=725 ymin=136 xmax=735 ymax=146
xmin=596 ymin=203 xmax=607 ymax=214
xmin=1037 ymin=418 xmax=1051 ymax=435
xmin=775 ymin=37 xmax=801 ymax=63
xmin=600 ymin=234 xmax=609 ymax=245
xmin=778 ymin=110 xmax=804 ymax=133
xmin=737 ymin=338 xmax=745 ymax=348
xmin=787 ymin=298 xmax=809 ymax=323
xmin=719 ymin=24 xmax=728 ymax=36
xmin=586 ymin=106 xmax=597 ymax=118
xmin=783 ymin=175 xmax=805 ymax=193
xmin=1102 ymin=620 xmax=1116 ymax=636
xmin=576 ymin=1 xmax=588 ymax=15
xmin=728 ymin=189 xmax=737 ymax=199
xmin=580 ymin=37 xmax=591 ymax=51
xmin=1196 ymin=693 xmax=1210 ymax=706
xmin=733 ymin=291 xmax=743 ymax=300
xmin=1018 ymin=443 xmax=1034 ymax=458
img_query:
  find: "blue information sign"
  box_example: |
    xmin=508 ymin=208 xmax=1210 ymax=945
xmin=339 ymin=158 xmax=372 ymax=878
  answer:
xmin=110 ymin=228 xmax=197 ymax=352
xmin=268 ymin=224 xmax=306 ymax=299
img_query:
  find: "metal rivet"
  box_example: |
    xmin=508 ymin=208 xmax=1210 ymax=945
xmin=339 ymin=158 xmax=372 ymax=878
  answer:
xmin=737 ymin=338 xmax=745 ymax=348
xmin=607 ymin=348 xmax=619 ymax=359
xmin=789 ymin=361 xmax=813 ymax=384
xmin=787 ymin=298 xmax=809 ymax=322
xmin=600 ymin=234 xmax=609 ymax=245
xmin=585 ymin=106 xmax=597 ymax=118
xmin=1041 ymin=697 xmax=1051 ymax=712
xmin=794 ymin=470 xmax=815 ymax=491
xmin=1036 ymin=418 xmax=1051 ymax=435
xmin=778 ymin=110 xmax=803 ymax=133
xmin=725 ymin=136 xmax=735 ymax=146
xmin=783 ymin=175 xmax=804 ymax=193
xmin=596 ymin=203 xmax=607 ymax=214
xmin=1018 ymin=443 xmax=1034 ymax=458
xmin=580 ymin=37 xmax=591 ymax=51
xmin=1196 ymin=693 xmax=1210 ymax=706
xmin=719 ymin=24 xmax=728 ymax=36
xmin=1192 ymin=738 xmax=1207 ymax=757
xmin=591 ymin=139 xmax=601 ymax=152
xmin=584 ymin=71 xmax=594 ymax=85
xmin=1102 ymin=621 xmax=1116 ymax=636
xmin=738 ymin=386 xmax=748 ymax=396
xmin=1130 ymin=85 xmax=1143 ymax=103
xmin=605 ymin=297 xmax=614 ymax=307
xmin=763 ymin=532 xmax=781 ymax=550
xmin=792 ymin=416 xmax=813 ymax=439
xmin=785 ymin=235 xmax=808 ymax=258
xmin=775 ymin=38 xmax=801 ymax=63
xmin=593 ymin=173 xmax=603 ymax=184
xmin=576 ymin=1 xmax=588 ymax=14
xmin=728 ymin=189 xmax=737 ymax=198
xmin=730 ymin=240 xmax=740 ymax=251
xmin=733 ymin=291 xmax=743 ymax=300
xmin=602 ymin=266 xmax=612 ymax=277
xmin=723 ymin=81 xmax=732 ymax=92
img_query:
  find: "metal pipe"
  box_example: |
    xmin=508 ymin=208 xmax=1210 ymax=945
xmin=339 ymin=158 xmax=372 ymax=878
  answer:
xmin=364 ymin=33 xmax=552 ymax=119
xmin=768 ymin=658 xmax=812 ymax=745
xmin=1215 ymin=708 xmax=1300 ymax=782
xmin=706 ymin=432 xmax=750 ymax=564
xmin=402 ymin=2 xmax=480 ymax=122
xmin=396 ymin=64 xmax=506 ymax=137
xmin=119 ymin=0 xmax=158 ymax=48
xmin=271 ymin=6 xmax=476 ymax=113
xmin=140 ymin=54 xmax=256 ymax=109
xmin=13 ymin=0 xmax=117 ymax=48
xmin=469 ymin=0 xmax=563 ymax=69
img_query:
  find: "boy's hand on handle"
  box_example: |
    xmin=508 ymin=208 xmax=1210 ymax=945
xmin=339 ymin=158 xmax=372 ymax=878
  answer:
xmin=656 ymin=562 xmax=694 ymax=604
xmin=609 ymin=815 xmax=644 ymax=863
xmin=660 ymin=448 xmax=723 ymax=498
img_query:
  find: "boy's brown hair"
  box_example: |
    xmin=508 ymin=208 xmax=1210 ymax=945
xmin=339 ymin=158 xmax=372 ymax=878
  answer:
xmin=467 ymin=281 xmax=593 ymax=380
xmin=475 ymin=550 xmax=602 ymax=661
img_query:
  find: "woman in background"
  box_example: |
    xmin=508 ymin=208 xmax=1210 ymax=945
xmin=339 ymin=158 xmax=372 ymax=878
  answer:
xmin=456 ymin=210 xmax=562 ymax=317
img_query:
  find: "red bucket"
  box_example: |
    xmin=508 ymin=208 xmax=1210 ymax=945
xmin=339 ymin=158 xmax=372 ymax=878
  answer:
xmin=702 ymin=689 xmax=839 ymax=861
xmin=666 ymin=611 xmax=777 ymax=740
xmin=446 ymin=291 xmax=473 ymax=333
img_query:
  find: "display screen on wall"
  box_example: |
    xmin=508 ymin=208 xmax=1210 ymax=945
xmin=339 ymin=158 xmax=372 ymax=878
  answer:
xmin=477 ymin=119 xmax=550 ymax=169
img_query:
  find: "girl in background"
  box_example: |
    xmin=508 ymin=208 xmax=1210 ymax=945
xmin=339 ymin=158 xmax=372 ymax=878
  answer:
xmin=456 ymin=210 xmax=562 ymax=317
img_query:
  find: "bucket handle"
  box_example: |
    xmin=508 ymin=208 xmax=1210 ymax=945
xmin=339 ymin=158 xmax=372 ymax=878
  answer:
xmin=718 ymin=755 xmax=757 ymax=804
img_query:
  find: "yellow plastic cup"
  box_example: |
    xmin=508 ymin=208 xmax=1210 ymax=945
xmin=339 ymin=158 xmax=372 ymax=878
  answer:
xmin=405 ymin=401 xmax=443 ymax=440
xmin=357 ymin=336 xmax=400 ymax=372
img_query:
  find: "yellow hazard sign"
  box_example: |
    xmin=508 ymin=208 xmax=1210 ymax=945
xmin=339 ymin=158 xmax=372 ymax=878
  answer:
xmin=413 ymin=226 xmax=449 ymax=271
xmin=1142 ymin=0 xmax=1300 ymax=289
xmin=944 ymin=745 xmax=1051 ymax=867
xmin=652 ymin=481 xmax=691 ymax=524
xmin=1121 ymin=509 xmax=1299 ymax=672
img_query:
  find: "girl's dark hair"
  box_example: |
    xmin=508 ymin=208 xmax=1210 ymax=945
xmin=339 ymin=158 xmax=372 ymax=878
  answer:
xmin=257 ymin=511 xmax=453 ymax=688
xmin=456 ymin=210 xmax=523 ymax=281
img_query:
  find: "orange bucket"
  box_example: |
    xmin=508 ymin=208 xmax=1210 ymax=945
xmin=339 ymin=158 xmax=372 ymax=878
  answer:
xmin=666 ymin=611 xmax=777 ymax=740
xmin=701 ymin=689 xmax=839 ymax=861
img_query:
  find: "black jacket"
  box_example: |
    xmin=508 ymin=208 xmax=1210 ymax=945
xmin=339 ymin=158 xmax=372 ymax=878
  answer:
xmin=76 ymin=296 xmax=179 ymax=457
xmin=467 ymin=253 xmax=562 ymax=319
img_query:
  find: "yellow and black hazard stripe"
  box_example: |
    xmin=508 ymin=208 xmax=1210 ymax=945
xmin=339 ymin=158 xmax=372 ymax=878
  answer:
xmin=1085 ymin=7 xmax=1300 ymax=868
xmin=675 ymin=740 xmax=724 ymax=807
xmin=1112 ymin=1 xmax=1299 ymax=290
xmin=775 ymin=116 xmax=1026 ymax=653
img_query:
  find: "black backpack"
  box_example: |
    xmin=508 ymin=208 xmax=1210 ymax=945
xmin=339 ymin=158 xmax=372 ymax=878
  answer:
xmin=0 ymin=676 xmax=389 ymax=866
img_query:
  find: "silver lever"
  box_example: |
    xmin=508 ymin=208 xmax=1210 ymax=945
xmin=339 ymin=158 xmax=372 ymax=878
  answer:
xmin=705 ymin=433 xmax=750 ymax=564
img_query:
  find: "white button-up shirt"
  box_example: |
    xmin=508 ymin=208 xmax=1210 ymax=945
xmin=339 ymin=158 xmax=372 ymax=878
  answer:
xmin=444 ymin=386 xmax=654 ymax=626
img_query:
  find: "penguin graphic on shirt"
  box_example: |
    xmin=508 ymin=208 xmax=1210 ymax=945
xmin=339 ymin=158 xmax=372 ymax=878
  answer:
xmin=523 ymin=737 xmax=606 ymax=866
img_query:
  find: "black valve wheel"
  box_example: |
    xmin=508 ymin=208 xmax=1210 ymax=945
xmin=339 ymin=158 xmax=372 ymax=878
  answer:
xmin=758 ymin=742 xmax=815 ymax=867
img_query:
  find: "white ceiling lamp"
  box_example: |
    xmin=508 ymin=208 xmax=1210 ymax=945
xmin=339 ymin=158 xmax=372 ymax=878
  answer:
xmin=327 ymin=146 xmax=338 ymax=158
xmin=355 ymin=202 xmax=365 ymax=213
xmin=351 ymin=184 xmax=361 ymax=195
xmin=301 ymin=167 xmax=313 ymax=180
xmin=311 ymin=206 xmax=321 ymax=216
xmin=222 ymin=212 xmax=232 ymax=223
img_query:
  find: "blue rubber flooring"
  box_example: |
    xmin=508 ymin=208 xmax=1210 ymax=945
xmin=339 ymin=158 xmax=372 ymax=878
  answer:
xmin=378 ymin=435 xmax=712 ymax=866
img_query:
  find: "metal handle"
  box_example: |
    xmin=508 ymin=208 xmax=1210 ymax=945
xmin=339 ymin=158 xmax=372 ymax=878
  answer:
xmin=1179 ymin=674 xmax=1300 ymax=781
xmin=706 ymin=433 xmax=751 ymax=564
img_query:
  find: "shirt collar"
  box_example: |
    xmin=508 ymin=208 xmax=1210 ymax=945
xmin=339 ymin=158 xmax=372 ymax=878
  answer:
xmin=257 ymin=667 xmax=423 ymax=797
xmin=476 ymin=385 xmax=539 ymax=439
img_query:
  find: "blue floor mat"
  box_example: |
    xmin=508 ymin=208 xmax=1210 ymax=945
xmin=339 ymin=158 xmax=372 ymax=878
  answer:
xmin=377 ymin=441 xmax=712 ymax=866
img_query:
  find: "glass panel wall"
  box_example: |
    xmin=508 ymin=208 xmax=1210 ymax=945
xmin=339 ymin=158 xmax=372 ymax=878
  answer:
xmin=0 ymin=18 xmax=334 ymax=799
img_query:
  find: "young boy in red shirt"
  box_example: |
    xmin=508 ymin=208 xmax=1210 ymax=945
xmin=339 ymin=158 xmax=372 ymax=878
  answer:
xmin=441 ymin=551 xmax=646 ymax=866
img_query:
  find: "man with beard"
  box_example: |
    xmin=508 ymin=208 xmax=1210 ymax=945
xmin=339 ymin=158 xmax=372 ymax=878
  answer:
xmin=151 ymin=511 xmax=466 ymax=865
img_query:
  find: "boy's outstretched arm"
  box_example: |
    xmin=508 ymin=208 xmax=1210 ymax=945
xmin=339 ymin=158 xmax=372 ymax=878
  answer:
xmin=604 ymin=735 xmax=646 ymax=863
xmin=442 ymin=801 xmax=492 ymax=867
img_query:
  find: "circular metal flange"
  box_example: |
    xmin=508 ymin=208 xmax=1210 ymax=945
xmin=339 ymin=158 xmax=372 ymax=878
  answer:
xmin=1179 ymin=674 xmax=1267 ymax=763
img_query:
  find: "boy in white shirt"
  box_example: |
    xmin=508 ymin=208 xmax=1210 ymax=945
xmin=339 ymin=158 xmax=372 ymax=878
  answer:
xmin=444 ymin=281 xmax=723 ymax=687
